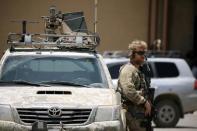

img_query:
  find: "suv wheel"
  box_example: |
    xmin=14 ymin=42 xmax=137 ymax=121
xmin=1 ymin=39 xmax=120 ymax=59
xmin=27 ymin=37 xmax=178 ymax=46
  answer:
xmin=154 ymin=100 xmax=180 ymax=127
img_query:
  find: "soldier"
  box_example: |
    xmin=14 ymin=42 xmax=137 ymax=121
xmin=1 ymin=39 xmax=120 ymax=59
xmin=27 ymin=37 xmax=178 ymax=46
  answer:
xmin=118 ymin=40 xmax=152 ymax=131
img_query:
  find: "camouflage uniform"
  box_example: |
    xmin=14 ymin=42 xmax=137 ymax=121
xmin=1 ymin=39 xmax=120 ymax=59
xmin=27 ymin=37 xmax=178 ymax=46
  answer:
xmin=118 ymin=63 xmax=146 ymax=131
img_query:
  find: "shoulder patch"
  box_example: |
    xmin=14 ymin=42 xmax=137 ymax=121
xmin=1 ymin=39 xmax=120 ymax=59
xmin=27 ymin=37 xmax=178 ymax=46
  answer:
xmin=134 ymin=72 xmax=138 ymax=77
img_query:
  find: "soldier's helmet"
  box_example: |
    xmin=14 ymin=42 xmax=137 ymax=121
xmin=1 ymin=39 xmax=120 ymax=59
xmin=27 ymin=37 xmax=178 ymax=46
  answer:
xmin=128 ymin=40 xmax=147 ymax=56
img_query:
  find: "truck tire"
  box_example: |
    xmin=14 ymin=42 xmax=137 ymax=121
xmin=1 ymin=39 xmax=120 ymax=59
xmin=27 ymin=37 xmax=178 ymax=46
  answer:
xmin=154 ymin=100 xmax=180 ymax=127
xmin=120 ymin=109 xmax=127 ymax=131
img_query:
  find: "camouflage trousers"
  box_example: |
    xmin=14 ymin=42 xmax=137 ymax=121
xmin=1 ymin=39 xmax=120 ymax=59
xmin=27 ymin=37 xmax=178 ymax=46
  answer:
xmin=126 ymin=111 xmax=145 ymax=131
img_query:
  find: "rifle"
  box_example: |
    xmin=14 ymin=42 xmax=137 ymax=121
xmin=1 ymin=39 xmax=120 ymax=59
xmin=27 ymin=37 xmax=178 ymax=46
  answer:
xmin=139 ymin=58 xmax=157 ymax=131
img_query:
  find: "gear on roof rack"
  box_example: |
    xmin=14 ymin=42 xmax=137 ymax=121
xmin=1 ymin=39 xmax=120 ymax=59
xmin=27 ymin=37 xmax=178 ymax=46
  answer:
xmin=7 ymin=6 xmax=100 ymax=51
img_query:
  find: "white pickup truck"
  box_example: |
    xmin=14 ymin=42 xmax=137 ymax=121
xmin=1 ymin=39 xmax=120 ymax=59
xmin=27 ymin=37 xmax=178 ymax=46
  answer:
xmin=0 ymin=47 xmax=125 ymax=131
xmin=0 ymin=6 xmax=125 ymax=131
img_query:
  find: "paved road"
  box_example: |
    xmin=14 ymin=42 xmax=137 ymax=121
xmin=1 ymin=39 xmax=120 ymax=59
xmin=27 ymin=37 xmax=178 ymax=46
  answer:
xmin=155 ymin=112 xmax=197 ymax=131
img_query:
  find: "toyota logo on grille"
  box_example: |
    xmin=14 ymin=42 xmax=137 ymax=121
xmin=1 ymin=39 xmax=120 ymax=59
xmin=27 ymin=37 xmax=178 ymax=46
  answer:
xmin=48 ymin=107 xmax=62 ymax=117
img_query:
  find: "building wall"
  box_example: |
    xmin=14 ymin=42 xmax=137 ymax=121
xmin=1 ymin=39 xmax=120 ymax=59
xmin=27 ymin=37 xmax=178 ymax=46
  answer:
xmin=0 ymin=0 xmax=149 ymax=54
xmin=168 ymin=0 xmax=194 ymax=54
xmin=98 ymin=0 xmax=149 ymax=52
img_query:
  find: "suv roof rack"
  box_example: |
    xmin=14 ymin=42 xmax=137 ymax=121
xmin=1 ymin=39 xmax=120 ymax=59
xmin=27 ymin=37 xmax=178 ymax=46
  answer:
xmin=147 ymin=50 xmax=184 ymax=58
xmin=103 ymin=50 xmax=184 ymax=58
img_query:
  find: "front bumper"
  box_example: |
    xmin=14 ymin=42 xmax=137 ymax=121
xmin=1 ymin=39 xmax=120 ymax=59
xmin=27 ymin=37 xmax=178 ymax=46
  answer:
xmin=0 ymin=120 xmax=31 ymax=131
xmin=0 ymin=120 xmax=121 ymax=131
xmin=49 ymin=121 xmax=121 ymax=131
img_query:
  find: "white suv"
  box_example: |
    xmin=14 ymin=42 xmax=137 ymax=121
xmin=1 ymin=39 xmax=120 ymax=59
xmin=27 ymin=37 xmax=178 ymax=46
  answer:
xmin=104 ymin=57 xmax=197 ymax=128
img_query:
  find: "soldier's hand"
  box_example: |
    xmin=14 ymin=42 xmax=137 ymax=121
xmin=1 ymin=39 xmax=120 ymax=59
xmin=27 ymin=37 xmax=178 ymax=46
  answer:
xmin=144 ymin=101 xmax=152 ymax=116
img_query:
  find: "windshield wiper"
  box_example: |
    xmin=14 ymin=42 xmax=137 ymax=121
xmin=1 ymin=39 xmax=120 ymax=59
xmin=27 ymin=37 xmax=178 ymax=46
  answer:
xmin=0 ymin=80 xmax=49 ymax=87
xmin=38 ymin=80 xmax=92 ymax=88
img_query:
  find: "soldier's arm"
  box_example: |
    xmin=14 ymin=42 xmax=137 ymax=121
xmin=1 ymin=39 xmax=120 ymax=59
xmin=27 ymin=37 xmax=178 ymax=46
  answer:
xmin=120 ymin=69 xmax=146 ymax=105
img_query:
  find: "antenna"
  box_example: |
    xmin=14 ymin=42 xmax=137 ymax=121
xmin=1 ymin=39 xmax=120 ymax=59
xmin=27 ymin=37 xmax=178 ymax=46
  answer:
xmin=94 ymin=0 xmax=98 ymax=34
xmin=11 ymin=20 xmax=39 ymax=42
xmin=11 ymin=20 xmax=39 ymax=34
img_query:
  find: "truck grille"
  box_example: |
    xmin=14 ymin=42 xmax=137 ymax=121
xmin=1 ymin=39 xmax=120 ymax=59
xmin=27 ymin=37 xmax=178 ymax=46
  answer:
xmin=17 ymin=108 xmax=92 ymax=125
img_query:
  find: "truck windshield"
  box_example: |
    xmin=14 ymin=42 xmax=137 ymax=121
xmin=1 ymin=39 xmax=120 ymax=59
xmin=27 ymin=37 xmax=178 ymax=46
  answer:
xmin=0 ymin=55 xmax=107 ymax=88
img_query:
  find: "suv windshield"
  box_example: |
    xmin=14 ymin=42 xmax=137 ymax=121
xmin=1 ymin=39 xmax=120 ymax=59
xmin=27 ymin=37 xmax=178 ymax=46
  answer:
xmin=0 ymin=55 xmax=107 ymax=88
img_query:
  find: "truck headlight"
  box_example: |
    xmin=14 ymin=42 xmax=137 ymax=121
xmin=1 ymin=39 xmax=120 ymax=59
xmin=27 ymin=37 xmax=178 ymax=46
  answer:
xmin=95 ymin=105 xmax=120 ymax=122
xmin=0 ymin=104 xmax=15 ymax=121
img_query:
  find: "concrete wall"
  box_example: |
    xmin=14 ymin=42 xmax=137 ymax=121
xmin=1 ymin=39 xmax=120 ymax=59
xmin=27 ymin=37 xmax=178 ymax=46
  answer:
xmin=0 ymin=0 xmax=149 ymax=54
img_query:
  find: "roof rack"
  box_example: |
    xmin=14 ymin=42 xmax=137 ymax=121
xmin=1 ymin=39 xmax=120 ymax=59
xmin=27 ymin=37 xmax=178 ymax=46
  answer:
xmin=103 ymin=50 xmax=129 ymax=58
xmin=7 ymin=32 xmax=99 ymax=51
xmin=103 ymin=50 xmax=184 ymax=58
xmin=147 ymin=50 xmax=184 ymax=58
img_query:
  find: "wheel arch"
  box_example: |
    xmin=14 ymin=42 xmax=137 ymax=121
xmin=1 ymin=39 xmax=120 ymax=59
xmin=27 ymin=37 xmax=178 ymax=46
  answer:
xmin=154 ymin=93 xmax=184 ymax=118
